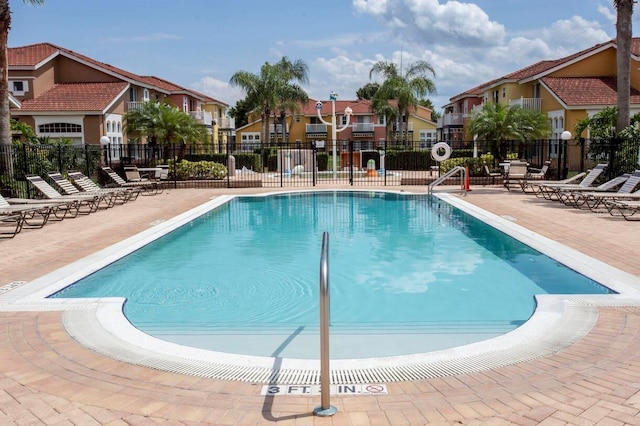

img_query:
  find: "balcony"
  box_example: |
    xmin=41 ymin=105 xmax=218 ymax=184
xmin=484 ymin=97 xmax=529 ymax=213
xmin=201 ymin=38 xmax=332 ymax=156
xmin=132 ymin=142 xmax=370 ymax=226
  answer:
xmin=127 ymin=101 xmax=145 ymax=111
xmin=441 ymin=113 xmax=464 ymax=127
xmin=189 ymin=110 xmax=213 ymax=126
xmin=351 ymin=122 xmax=374 ymax=133
xmin=306 ymin=123 xmax=328 ymax=134
xmin=269 ymin=123 xmax=289 ymax=134
xmin=509 ymin=97 xmax=541 ymax=111
xmin=215 ymin=116 xmax=235 ymax=129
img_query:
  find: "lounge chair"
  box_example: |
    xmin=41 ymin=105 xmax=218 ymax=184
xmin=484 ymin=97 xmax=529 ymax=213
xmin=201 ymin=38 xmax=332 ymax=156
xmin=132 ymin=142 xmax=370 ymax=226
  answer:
xmin=603 ymin=199 xmax=640 ymax=220
xmin=101 ymin=166 xmax=162 ymax=196
xmin=536 ymin=163 xmax=607 ymax=200
xmin=48 ymin=172 xmax=117 ymax=209
xmin=0 ymin=194 xmax=54 ymax=231
xmin=67 ymin=171 xmax=140 ymax=203
xmin=523 ymin=172 xmax=587 ymax=194
xmin=0 ymin=213 xmax=23 ymax=238
xmin=555 ymin=172 xmax=632 ymax=206
xmin=26 ymin=175 xmax=100 ymax=214
xmin=560 ymin=170 xmax=640 ymax=210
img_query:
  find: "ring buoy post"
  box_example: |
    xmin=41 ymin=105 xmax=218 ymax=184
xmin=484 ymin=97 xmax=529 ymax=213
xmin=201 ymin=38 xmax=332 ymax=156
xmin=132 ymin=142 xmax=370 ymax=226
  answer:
xmin=432 ymin=142 xmax=452 ymax=162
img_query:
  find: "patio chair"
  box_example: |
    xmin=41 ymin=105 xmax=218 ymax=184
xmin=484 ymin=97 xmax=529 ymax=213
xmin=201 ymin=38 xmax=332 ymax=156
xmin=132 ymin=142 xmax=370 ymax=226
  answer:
xmin=26 ymin=175 xmax=100 ymax=214
xmin=536 ymin=163 xmax=607 ymax=200
xmin=527 ymin=161 xmax=550 ymax=181
xmin=47 ymin=172 xmax=116 ymax=209
xmin=101 ymin=166 xmax=162 ymax=196
xmin=67 ymin=171 xmax=140 ymax=203
xmin=503 ymin=161 xmax=529 ymax=191
xmin=124 ymin=165 xmax=150 ymax=182
xmin=603 ymin=199 xmax=640 ymax=221
xmin=483 ymin=165 xmax=502 ymax=185
xmin=560 ymin=170 xmax=640 ymax=210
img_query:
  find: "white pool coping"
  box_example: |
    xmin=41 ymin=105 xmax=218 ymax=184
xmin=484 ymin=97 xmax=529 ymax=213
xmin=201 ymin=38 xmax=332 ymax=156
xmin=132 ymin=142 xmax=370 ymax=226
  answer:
xmin=2 ymin=189 xmax=640 ymax=384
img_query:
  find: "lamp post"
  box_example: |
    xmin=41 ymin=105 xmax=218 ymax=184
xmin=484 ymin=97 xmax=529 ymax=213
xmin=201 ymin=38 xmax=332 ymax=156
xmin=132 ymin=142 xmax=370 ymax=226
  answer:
xmin=316 ymin=92 xmax=353 ymax=176
xmin=560 ymin=130 xmax=571 ymax=180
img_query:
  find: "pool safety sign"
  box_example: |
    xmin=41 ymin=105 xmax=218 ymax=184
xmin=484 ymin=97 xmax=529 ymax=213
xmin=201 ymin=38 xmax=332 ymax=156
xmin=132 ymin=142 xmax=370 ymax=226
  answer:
xmin=261 ymin=383 xmax=387 ymax=396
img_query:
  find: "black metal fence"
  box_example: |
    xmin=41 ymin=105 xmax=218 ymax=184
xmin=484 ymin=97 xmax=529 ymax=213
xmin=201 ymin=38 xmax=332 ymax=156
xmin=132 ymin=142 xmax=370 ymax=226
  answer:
xmin=1 ymin=138 xmax=638 ymax=199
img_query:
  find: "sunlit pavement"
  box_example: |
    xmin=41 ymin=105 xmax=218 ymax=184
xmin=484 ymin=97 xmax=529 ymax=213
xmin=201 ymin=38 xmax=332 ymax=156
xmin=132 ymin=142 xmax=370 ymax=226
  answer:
xmin=1 ymin=185 xmax=640 ymax=425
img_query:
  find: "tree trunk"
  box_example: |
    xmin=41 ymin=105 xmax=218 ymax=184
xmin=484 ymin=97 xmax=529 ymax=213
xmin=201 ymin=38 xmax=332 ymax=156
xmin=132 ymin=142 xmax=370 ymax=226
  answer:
xmin=616 ymin=0 xmax=633 ymax=133
xmin=0 ymin=0 xmax=13 ymax=175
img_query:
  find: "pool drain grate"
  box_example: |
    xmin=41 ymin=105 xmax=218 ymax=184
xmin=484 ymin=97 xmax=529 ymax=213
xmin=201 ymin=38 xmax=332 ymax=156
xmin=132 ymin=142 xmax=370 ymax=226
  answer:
xmin=61 ymin=299 xmax=620 ymax=385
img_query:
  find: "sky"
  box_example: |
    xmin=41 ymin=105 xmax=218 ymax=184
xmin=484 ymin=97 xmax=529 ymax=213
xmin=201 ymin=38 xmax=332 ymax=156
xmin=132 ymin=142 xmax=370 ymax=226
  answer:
xmin=8 ymin=0 xmax=638 ymax=113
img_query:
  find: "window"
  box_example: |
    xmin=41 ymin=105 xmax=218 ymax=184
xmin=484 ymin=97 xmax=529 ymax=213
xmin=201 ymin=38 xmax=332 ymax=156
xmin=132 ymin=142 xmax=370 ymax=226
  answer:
xmin=10 ymin=80 xmax=28 ymax=96
xmin=143 ymin=89 xmax=150 ymax=102
xmin=502 ymin=88 xmax=506 ymax=98
xmin=38 ymin=123 xmax=82 ymax=133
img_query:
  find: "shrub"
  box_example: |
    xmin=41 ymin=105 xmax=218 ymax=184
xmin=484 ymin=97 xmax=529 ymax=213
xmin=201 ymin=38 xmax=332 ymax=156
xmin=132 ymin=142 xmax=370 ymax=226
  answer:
xmin=439 ymin=156 xmax=491 ymax=176
xmin=167 ymin=159 xmax=228 ymax=180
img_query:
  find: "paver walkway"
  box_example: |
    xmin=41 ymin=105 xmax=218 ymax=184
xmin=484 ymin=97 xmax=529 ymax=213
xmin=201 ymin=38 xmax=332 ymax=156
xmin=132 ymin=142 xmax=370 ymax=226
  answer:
xmin=1 ymin=186 xmax=639 ymax=425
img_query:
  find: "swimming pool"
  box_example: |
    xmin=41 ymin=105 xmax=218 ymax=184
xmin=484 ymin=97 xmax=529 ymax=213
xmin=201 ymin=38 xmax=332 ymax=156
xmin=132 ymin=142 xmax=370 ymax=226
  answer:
xmin=50 ymin=191 xmax=613 ymax=359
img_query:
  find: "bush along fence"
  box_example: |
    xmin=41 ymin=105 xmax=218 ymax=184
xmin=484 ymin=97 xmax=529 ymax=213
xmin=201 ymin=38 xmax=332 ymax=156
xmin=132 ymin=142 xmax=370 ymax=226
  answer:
xmin=0 ymin=137 xmax=638 ymax=198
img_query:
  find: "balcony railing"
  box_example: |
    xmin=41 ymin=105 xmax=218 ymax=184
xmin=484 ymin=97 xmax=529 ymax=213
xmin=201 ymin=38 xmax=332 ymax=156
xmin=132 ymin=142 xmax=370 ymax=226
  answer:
xmin=215 ymin=116 xmax=235 ymax=129
xmin=189 ymin=110 xmax=213 ymax=125
xmin=509 ymin=97 xmax=542 ymax=111
xmin=127 ymin=101 xmax=145 ymax=111
xmin=441 ymin=113 xmax=464 ymax=126
xmin=306 ymin=123 xmax=328 ymax=133
xmin=351 ymin=123 xmax=374 ymax=132
xmin=269 ymin=123 xmax=289 ymax=134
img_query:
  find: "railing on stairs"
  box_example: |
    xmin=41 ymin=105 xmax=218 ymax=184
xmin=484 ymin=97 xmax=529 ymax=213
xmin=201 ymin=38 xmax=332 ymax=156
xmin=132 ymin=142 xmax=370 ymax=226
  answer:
xmin=313 ymin=232 xmax=337 ymax=417
xmin=428 ymin=165 xmax=467 ymax=195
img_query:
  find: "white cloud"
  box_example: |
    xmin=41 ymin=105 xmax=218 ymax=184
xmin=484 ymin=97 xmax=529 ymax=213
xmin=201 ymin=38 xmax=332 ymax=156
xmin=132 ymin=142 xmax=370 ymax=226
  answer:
xmin=353 ymin=0 xmax=506 ymax=47
xmin=598 ymin=4 xmax=616 ymax=25
xmin=190 ymin=76 xmax=244 ymax=106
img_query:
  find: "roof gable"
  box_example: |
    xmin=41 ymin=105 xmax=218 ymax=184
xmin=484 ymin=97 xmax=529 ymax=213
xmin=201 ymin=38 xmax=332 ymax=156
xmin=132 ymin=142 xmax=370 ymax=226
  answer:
xmin=8 ymin=42 xmax=228 ymax=104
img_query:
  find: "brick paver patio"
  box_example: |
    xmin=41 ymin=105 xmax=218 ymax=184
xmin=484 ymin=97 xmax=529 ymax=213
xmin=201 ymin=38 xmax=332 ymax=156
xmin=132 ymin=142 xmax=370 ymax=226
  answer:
xmin=1 ymin=186 xmax=639 ymax=425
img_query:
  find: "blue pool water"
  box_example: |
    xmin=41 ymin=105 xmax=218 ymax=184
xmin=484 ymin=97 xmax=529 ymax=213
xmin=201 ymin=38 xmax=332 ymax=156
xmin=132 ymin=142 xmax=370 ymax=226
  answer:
xmin=51 ymin=191 xmax=613 ymax=359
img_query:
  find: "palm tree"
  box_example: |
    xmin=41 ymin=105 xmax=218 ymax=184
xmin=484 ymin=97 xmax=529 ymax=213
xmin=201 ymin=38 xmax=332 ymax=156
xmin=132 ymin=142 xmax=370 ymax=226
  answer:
xmin=0 ymin=0 xmax=45 ymax=174
xmin=230 ymin=57 xmax=308 ymax=145
xmin=125 ymin=101 xmax=207 ymax=161
xmin=271 ymin=57 xmax=309 ymax=142
xmin=614 ymin=0 xmax=634 ymax=133
xmin=467 ymin=103 xmax=550 ymax=163
xmin=369 ymin=60 xmax=436 ymax=143
xmin=124 ymin=101 xmax=165 ymax=147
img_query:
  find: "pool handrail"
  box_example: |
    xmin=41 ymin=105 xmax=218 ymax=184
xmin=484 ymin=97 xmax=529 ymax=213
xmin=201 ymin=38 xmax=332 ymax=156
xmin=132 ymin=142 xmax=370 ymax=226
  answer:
xmin=314 ymin=231 xmax=337 ymax=417
xmin=428 ymin=165 xmax=467 ymax=194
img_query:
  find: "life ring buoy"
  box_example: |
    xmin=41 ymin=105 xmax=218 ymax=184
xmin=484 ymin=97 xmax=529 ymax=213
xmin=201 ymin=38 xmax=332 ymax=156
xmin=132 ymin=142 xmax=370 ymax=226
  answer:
xmin=431 ymin=142 xmax=452 ymax=162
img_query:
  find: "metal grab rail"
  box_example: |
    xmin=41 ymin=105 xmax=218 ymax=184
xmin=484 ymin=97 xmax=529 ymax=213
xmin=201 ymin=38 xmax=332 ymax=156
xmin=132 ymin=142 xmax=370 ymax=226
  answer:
xmin=313 ymin=232 xmax=337 ymax=417
xmin=428 ymin=165 xmax=466 ymax=194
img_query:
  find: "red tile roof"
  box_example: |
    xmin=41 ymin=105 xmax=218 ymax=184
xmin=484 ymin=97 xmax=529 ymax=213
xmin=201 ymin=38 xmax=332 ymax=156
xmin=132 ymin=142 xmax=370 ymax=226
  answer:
xmin=8 ymin=42 xmax=228 ymax=106
xmin=8 ymin=43 xmax=58 ymax=66
xmin=542 ymin=76 xmax=640 ymax=106
xmin=448 ymin=38 xmax=634 ymax=102
xmin=16 ymin=82 xmax=128 ymax=112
